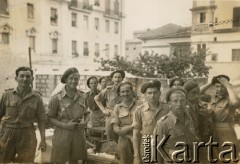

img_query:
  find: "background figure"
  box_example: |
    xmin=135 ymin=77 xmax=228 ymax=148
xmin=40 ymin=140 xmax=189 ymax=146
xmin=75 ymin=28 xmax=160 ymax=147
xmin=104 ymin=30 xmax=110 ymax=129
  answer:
xmin=132 ymin=80 xmax=169 ymax=164
xmin=111 ymin=82 xmax=138 ymax=164
xmin=169 ymin=77 xmax=185 ymax=88
xmin=85 ymin=76 xmax=105 ymax=127
xmin=0 ymin=67 xmax=46 ymax=163
xmin=153 ymin=87 xmax=198 ymax=164
xmin=98 ymin=76 xmax=107 ymax=91
xmin=94 ymin=70 xmax=125 ymax=141
xmin=47 ymin=68 xmax=89 ymax=164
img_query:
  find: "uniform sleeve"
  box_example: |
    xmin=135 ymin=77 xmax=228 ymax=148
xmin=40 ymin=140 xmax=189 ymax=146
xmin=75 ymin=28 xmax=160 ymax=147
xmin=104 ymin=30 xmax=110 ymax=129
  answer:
xmin=97 ymin=88 xmax=107 ymax=102
xmin=111 ymin=105 xmax=120 ymax=125
xmin=47 ymin=95 xmax=60 ymax=118
xmin=132 ymin=107 xmax=142 ymax=130
xmin=36 ymin=96 xmax=46 ymax=122
xmin=0 ymin=93 xmax=6 ymax=120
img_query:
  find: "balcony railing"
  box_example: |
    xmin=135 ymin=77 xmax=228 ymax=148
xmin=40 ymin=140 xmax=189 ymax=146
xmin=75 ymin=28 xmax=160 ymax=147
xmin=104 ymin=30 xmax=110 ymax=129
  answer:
xmin=69 ymin=2 xmax=93 ymax=11
xmin=104 ymin=8 xmax=122 ymax=18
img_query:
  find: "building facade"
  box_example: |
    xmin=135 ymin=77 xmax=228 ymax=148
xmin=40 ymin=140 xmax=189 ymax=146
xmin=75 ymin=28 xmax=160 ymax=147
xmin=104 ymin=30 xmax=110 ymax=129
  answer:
xmin=136 ymin=24 xmax=191 ymax=57
xmin=190 ymin=0 xmax=240 ymax=81
xmin=0 ymin=0 xmax=125 ymax=92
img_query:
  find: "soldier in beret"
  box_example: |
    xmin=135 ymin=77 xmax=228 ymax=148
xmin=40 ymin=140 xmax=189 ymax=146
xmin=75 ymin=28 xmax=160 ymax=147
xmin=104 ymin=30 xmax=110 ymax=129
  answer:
xmin=98 ymin=76 xmax=108 ymax=91
xmin=94 ymin=70 xmax=125 ymax=141
xmin=85 ymin=76 xmax=105 ymax=127
xmin=132 ymin=80 xmax=169 ymax=164
xmin=0 ymin=66 xmax=46 ymax=163
xmin=201 ymin=75 xmax=240 ymax=158
xmin=153 ymin=87 xmax=198 ymax=164
xmin=47 ymin=67 xmax=90 ymax=164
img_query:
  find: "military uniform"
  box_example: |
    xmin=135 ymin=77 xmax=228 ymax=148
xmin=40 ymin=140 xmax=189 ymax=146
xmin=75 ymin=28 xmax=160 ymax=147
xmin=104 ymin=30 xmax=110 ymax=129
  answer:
xmin=85 ymin=90 xmax=105 ymax=127
xmin=96 ymin=85 xmax=122 ymax=140
xmin=0 ymin=88 xmax=45 ymax=163
xmin=153 ymin=111 xmax=198 ymax=164
xmin=47 ymin=87 xmax=89 ymax=162
xmin=111 ymin=99 xmax=138 ymax=164
xmin=210 ymin=94 xmax=239 ymax=158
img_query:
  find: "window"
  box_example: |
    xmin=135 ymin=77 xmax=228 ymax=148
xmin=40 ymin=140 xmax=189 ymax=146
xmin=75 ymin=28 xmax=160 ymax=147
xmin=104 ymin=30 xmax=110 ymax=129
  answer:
xmin=83 ymin=0 xmax=89 ymax=9
xmin=105 ymin=44 xmax=109 ymax=57
xmin=200 ymin=12 xmax=206 ymax=23
xmin=27 ymin=3 xmax=34 ymax=19
xmin=72 ymin=13 xmax=77 ymax=27
xmin=114 ymin=45 xmax=118 ymax=56
xmin=126 ymin=47 xmax=128 ymax=51
xmin=114 ymin=0 xmax=119 ymax=15
xmin=133 ymin=47 xmax=136 ymax=50
xmin=83 ymin=15 xmax=89 ymax=29
xmin=211 ymin=53 xmax=218 ymax=61
xmin=95 ymin=18 xmax=99 ymax=31
xmin=215 ymin=17 xmax=218 ymax=23
xmin=95 ymin=43 xmax=100 ymax=57
xmin=114 ymin=22 xmax=119 ymax=34
xmin=29 ymin=36 xmax=35 ymax=51
xmin=52 ymin=39 xmax=58 ymax=54
xmin=197 ymin=44 xmax=206 ymax=53
xmin=233 ymin=7 xmax=240 ymax=27
xmin=72 ymin=41 xmax=78 ymax=57
xmin=232 ymin=49 xmax=240 ymax=61
xmin=105 ymin=20 xmax=110 ymax=33
xmin=1 ymin=32 xmax=9 ymax=44
xmin=94 ymin=0 xmax=100 ymax=6
xmin=0 ymin=0 xmax=9 ymax=15
xmin=50 ymin=8 xmax=58 ymax=24
xmin=105 ymin=0 xmax=110 ymax=11
xmin=71 ymin=0 xmax=78 ymax=7
xmin=83 ymin=42 xmax=89 ymax=56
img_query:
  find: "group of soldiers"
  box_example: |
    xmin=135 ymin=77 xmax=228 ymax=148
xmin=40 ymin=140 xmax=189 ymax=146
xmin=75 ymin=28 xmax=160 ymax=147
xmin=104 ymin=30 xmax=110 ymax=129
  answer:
xmin=0 ymin=66 xmax=239 ymax=164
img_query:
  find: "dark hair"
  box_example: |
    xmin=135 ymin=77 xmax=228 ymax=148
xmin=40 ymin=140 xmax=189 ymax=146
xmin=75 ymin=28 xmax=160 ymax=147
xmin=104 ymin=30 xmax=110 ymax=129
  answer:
xmin=169 ymin=78 xmax=184 ymax=88
xmin=87 ymin=76 xmax=98 ymax=88
xmin=211 ymin=75 xmax=230 ymax=85
xmin=15 ymin=66 xmax=33 ymax=77
xmin=117 ymin=81 xmax=133 ymax=95
xmin=110 ymin=70 xmax=125 ymax=79
xmin=99 ymin=76 xmax=107 ymax=84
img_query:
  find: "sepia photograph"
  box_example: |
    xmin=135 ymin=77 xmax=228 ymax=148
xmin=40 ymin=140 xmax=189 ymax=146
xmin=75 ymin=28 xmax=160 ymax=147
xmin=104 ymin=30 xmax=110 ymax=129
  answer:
xmin=0 ymin=0 xmax=240 ymax=163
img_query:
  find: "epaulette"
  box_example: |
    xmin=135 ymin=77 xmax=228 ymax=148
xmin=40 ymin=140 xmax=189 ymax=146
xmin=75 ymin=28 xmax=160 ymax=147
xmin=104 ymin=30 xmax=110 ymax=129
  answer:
xmin=157 ymin=115 xmax=168 ymax=124
xmin=4 ymin=88 xmax=14 ymax=92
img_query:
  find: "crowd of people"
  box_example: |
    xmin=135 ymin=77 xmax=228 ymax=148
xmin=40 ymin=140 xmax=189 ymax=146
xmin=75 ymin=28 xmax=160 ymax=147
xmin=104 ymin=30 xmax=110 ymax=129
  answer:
xmin=0 ymin=66 xmax=239 ymax=164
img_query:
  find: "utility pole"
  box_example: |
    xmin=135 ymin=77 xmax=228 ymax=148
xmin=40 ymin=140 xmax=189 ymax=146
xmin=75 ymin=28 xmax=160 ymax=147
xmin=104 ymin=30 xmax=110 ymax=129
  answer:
xmin=28 ymin=47 xmax=32 ymax=69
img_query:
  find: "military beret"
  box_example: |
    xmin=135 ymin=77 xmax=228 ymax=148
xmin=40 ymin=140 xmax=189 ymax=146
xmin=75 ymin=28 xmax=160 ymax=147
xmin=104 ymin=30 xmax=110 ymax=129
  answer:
xmin=141 ymin=80 xmax=161 ymax=94
xmin=169 ymin=77 xmax=185 ymax=88
xmin=61 ymin=67 xmax=79 ymax=83
xmin=166 ymin=86 xmax=187 ymax=102
xmin=86 ymin=76 xmax=98 ymax=88
xmin=110 ymin=70 xmax=125 ymax=79
xmin=183 ymin=79 xmax=199 ymax=92
xmin=211 ymin=74 xmax=230 ymax=85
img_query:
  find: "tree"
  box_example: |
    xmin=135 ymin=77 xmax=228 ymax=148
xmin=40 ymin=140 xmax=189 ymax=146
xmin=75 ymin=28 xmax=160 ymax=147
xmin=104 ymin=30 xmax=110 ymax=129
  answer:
xmin=95 ymin=50 xmax=211 ymax=78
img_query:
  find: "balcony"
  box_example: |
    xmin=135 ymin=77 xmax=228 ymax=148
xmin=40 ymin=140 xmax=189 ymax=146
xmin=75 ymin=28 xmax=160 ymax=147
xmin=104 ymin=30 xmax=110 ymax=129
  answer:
xmin=69 ymin=1 xmax=92 ymax=13
xmin=104 ymin=8 xmax=122 ymax=19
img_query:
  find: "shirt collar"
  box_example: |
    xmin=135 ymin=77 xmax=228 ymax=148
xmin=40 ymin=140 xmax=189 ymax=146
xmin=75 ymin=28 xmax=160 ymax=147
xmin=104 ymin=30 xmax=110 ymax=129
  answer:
xmin=119 ymin=99 xmax=136 ymax=108
xmin=61 ymin=86 xmax=80 ymax=100
xmin=168 ymin=111 xmax=177 ymax=124
xmin=13 ymin=87 xmax=39 ymax=99
xmin=142 ymin=101 xmax=161 ymax=112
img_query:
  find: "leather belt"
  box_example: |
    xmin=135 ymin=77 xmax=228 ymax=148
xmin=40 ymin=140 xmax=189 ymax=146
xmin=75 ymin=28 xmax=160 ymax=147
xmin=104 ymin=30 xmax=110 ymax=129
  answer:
xmin=3 ymin=122 xmax=33 ymax=129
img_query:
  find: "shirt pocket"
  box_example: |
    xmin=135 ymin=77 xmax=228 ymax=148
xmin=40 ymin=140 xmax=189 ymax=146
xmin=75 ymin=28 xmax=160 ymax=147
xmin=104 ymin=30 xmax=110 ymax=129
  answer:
xmin=119 ymin=110 xmax=131 ymax=126
xmin=169 ymin=128 xmax=185 ymax=142
xmin=6 ymin=102 xmax=18 ymax=116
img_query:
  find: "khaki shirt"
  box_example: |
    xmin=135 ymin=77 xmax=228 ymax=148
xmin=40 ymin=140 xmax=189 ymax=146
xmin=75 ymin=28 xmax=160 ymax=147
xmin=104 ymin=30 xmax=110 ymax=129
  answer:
xmin=210 ymin=95 xmax=237 ymax=123
xmin=85 ymin=90 xmax=101 ymax=112
xmin=133 ymin=101 xmax=169 ymax=135
xmin=153 ymin=111 xmax=198 ymax=156
xmin=96 ymin=85 xmax=122 ymax=110
xmin=47 ymin=87 xmax=89 ymax=123
xmin=0 ymin=88 xmax=45 ymax=124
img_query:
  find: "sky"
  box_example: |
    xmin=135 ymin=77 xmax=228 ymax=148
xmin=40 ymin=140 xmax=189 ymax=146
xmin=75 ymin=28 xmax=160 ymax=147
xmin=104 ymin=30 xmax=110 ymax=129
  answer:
xmin=124 ymin=0 xmax=193 ymax=39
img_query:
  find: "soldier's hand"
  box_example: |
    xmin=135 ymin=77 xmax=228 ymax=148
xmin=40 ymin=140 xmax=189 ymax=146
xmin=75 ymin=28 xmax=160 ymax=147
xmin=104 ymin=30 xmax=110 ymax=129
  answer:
xmin=77 ymin=122 xmax=87 ymax=129
xmin=38 ymin=141 xmax=47 ymax=152
xmin=218 ymin=77 xmax=231 ymax=88
xmin=63 ymin=120 xmax=77 ymax=130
